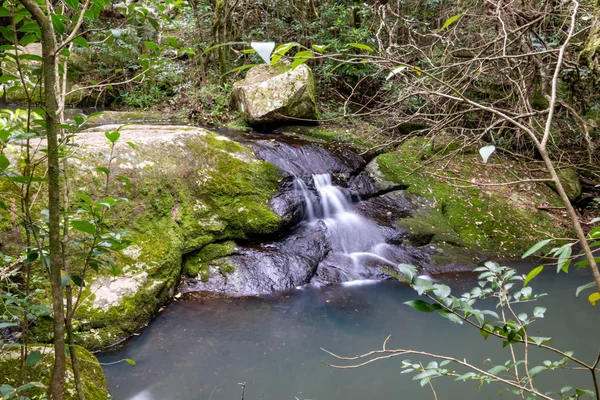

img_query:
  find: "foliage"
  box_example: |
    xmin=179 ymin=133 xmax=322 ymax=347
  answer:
xmin=326 ymin=262 xmax=600 ymax=399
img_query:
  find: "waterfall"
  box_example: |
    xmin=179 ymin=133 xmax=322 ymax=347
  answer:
xmin=295 ymin=173 xmax=397 ymax=281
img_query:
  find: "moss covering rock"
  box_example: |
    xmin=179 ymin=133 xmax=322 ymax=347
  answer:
xmin=366 ymin=137 xmax=571 ymax=257
xmin=232 ymin=63 xmax=318 ymax=127
xmin=548 ymin=167 xmax=581 ymax=201
xmin=0 ymin=345 xmax=109 ymax=399
xmin=17 ymin=124 xmax=282 ymax=350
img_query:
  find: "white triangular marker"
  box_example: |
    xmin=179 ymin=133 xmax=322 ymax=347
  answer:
xmin=479 ymin=145 xmax=496 ymax=164
xmin=251 ymin=42 xmax=275 ymax=64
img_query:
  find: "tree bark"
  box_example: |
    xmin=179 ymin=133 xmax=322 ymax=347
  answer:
xmin=16 ymin=1 xmax=66 ymax=399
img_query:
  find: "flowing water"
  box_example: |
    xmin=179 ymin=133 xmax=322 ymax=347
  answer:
xmin=301 ymin=173 xmax=398 ymax=280
xmin=99 ymin=266 xmax=599 ymax=400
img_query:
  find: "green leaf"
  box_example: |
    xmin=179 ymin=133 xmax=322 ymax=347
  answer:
xmin=291 ymin=51 xmax=314 ymax=69
xmin=487 ymin=365 xmax=506 ymax=376
xmin=166 ymin=36 xmax=179 ymax=48
xmin=523 ymin=265 xmax=543 ymax=287
xmin=529 ymin=336 xmax=552 ymax=346
xmin=70 ymin=275 xmax=83 ymax=287
xmin=0 ymin=322 xmax=18 ymax=329
xmin=126 ymin=141 xmax=135 ymax=149
xmin=24 ymin=252 xmax=38 ymax=265
xmin=576 ymin=281 xmax=596 ymax=297
xmin=0 ymin=7 xmax=10 ymax=17
xmin=116 ymin=175 xmax=131 ymax=189
xmin=433 ymin=284 xmax=451 ymax=299
xmin=455 ymin=372 xmax=477 ymax=381
xmin=70 ymin=220 xmax=96 ymax=235
xmin=270 ymin=42 xmax=299 ymax=64
xmin=522 ymin=239 xmax=551 ymax=258
xmin=65 ymin=0 xmax=80 ymax=8
xmin=413 ymin=277 xmax=433 ymax=295
xmin=438 ymin=310 xmax=463 ymax=324
xmin=19 ymin=34 xmax=38 ymax=46
xmin=348 ymin=43 xmax=374 ymax=52
xmin=404 ymin=300 xmax=440 ymax=312
xmin=397 ymin=264 xmax=416 ymax=282
xmin=0 ymin=154 xmax=9 ymax=170
xmin=224 ymin=63 xmax=259 ymax=76
xmin=96 ymin=166 xmax=109 ymax=175
xmin=16 ymin=382 xmax=46 ymax=392
xmin=533 ymin=306 xmax=546 ymax=318
xmin=311 ymin=44 xmax=329 ymax=53
xmin=51 ymin=14 xmax=65 ymax=35
xmin=72 ymin=36 xmax=89 ymax=48
xmin=125 ymin=358 xmax=136 ymax=366
xmin=105 ymin=130 xmax=120 ymax=143
xmin=575 ymin=388 xmax=595 ymax=398
xmin=26 ymin=350 xmax=41 ymax=367
xmin=386 ymin=66 xmax=406 ymax=80
xmin=144 ymin=41 xmax=160 ymax=52
xmin=557 ymin=245 xmax=572 ymax=273
xmin=528 ymin=365 xmax=547 ymax=377
xmin=440 ymin=14 xmax=462 ymax=31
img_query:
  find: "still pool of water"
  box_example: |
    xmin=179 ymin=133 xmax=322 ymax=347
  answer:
xmin=98 ymin=266 xmax=599 ymax=400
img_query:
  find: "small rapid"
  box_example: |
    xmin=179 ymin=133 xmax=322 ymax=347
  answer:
xmin=296 ymin=173 xmax=399 ymax=281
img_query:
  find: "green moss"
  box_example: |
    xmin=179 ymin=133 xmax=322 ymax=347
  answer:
xmin=375 ymin=137 xmax=571 ymax=256
xmin=183 ymin=241 xmax=236 ymax=277
xmin=279 ymin=124 xmax=382 ymax=153
xmin=0 ymin=345 xmax=109 ymax=399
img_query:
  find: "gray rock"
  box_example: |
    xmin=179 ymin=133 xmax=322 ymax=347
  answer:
xmin=232 ymin=63 xmax=318 ymax=127
xmin=184 ymin=222 xmax=331 ymax=296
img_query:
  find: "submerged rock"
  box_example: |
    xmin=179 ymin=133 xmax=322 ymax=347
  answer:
xmin=232 ymin=63 xmax=318 ymax=127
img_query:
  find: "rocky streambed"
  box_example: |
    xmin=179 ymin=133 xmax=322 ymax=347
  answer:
xmin=0 ymin=120 xmax=570 ymax=353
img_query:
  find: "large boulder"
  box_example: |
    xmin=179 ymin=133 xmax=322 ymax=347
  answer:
xmin=2 ymin=124 xmax=284 ymax=350
xmin=232 ymin=63 xmax=318 ymax=127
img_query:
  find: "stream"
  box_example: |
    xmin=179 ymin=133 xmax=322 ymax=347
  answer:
xmin=98 ymin=267 xmax=598 ymax=400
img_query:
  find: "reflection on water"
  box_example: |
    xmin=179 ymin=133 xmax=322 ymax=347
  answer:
xmin=99 ymin=266 xmax=599 ymax=400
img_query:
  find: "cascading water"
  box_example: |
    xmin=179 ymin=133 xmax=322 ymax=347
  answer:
xmin=296 ymin=173 xmax=398 ymax=281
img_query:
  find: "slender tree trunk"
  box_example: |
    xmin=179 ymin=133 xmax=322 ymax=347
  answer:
xmin=17 ymin=1 xmax=66 ymax=399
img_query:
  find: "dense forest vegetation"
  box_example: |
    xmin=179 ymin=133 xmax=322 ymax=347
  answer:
xmin=0 ymin=0 xmax=599 ymax=398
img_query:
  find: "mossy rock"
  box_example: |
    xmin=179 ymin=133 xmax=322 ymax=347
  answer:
xmin=0 ymin=345 xmax=109 ymax=399
xmin=183 ymin=241 xmax=237 ymax=279
xmin=370 ymin=137 xmax=571 ymax=256
xmin=232 ymin=63 xmax=318 ymax=127
xmin=6 ymin=124 xmax=283 ymax=350
xmin=547 ymin=167 xmax=581 ymax=201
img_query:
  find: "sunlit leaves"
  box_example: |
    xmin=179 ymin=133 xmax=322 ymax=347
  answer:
xmin=440 ymin=14 xmax=462 ymax=31
xmin=271 ymin=42 xmax=298 ymax=64
xmin=588 ymin=292 xmax=600 ymax=306
xmin=522 ymin=239 xmax=551 ymax=258
xmin=291 ymin=51 xmax=314 ymax=69
xmin=523 ymin=265 xmax=543 ymax=287
xmin=348 ymin=43 xmax=374 ymax=52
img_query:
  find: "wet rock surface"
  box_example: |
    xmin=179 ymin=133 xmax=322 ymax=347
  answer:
xmin=181 ymin=137 xmax=466 ymax=296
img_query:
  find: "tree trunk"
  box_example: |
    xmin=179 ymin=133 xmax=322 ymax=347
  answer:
xmin=16 ymin=1 xmax=66 ymax=399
